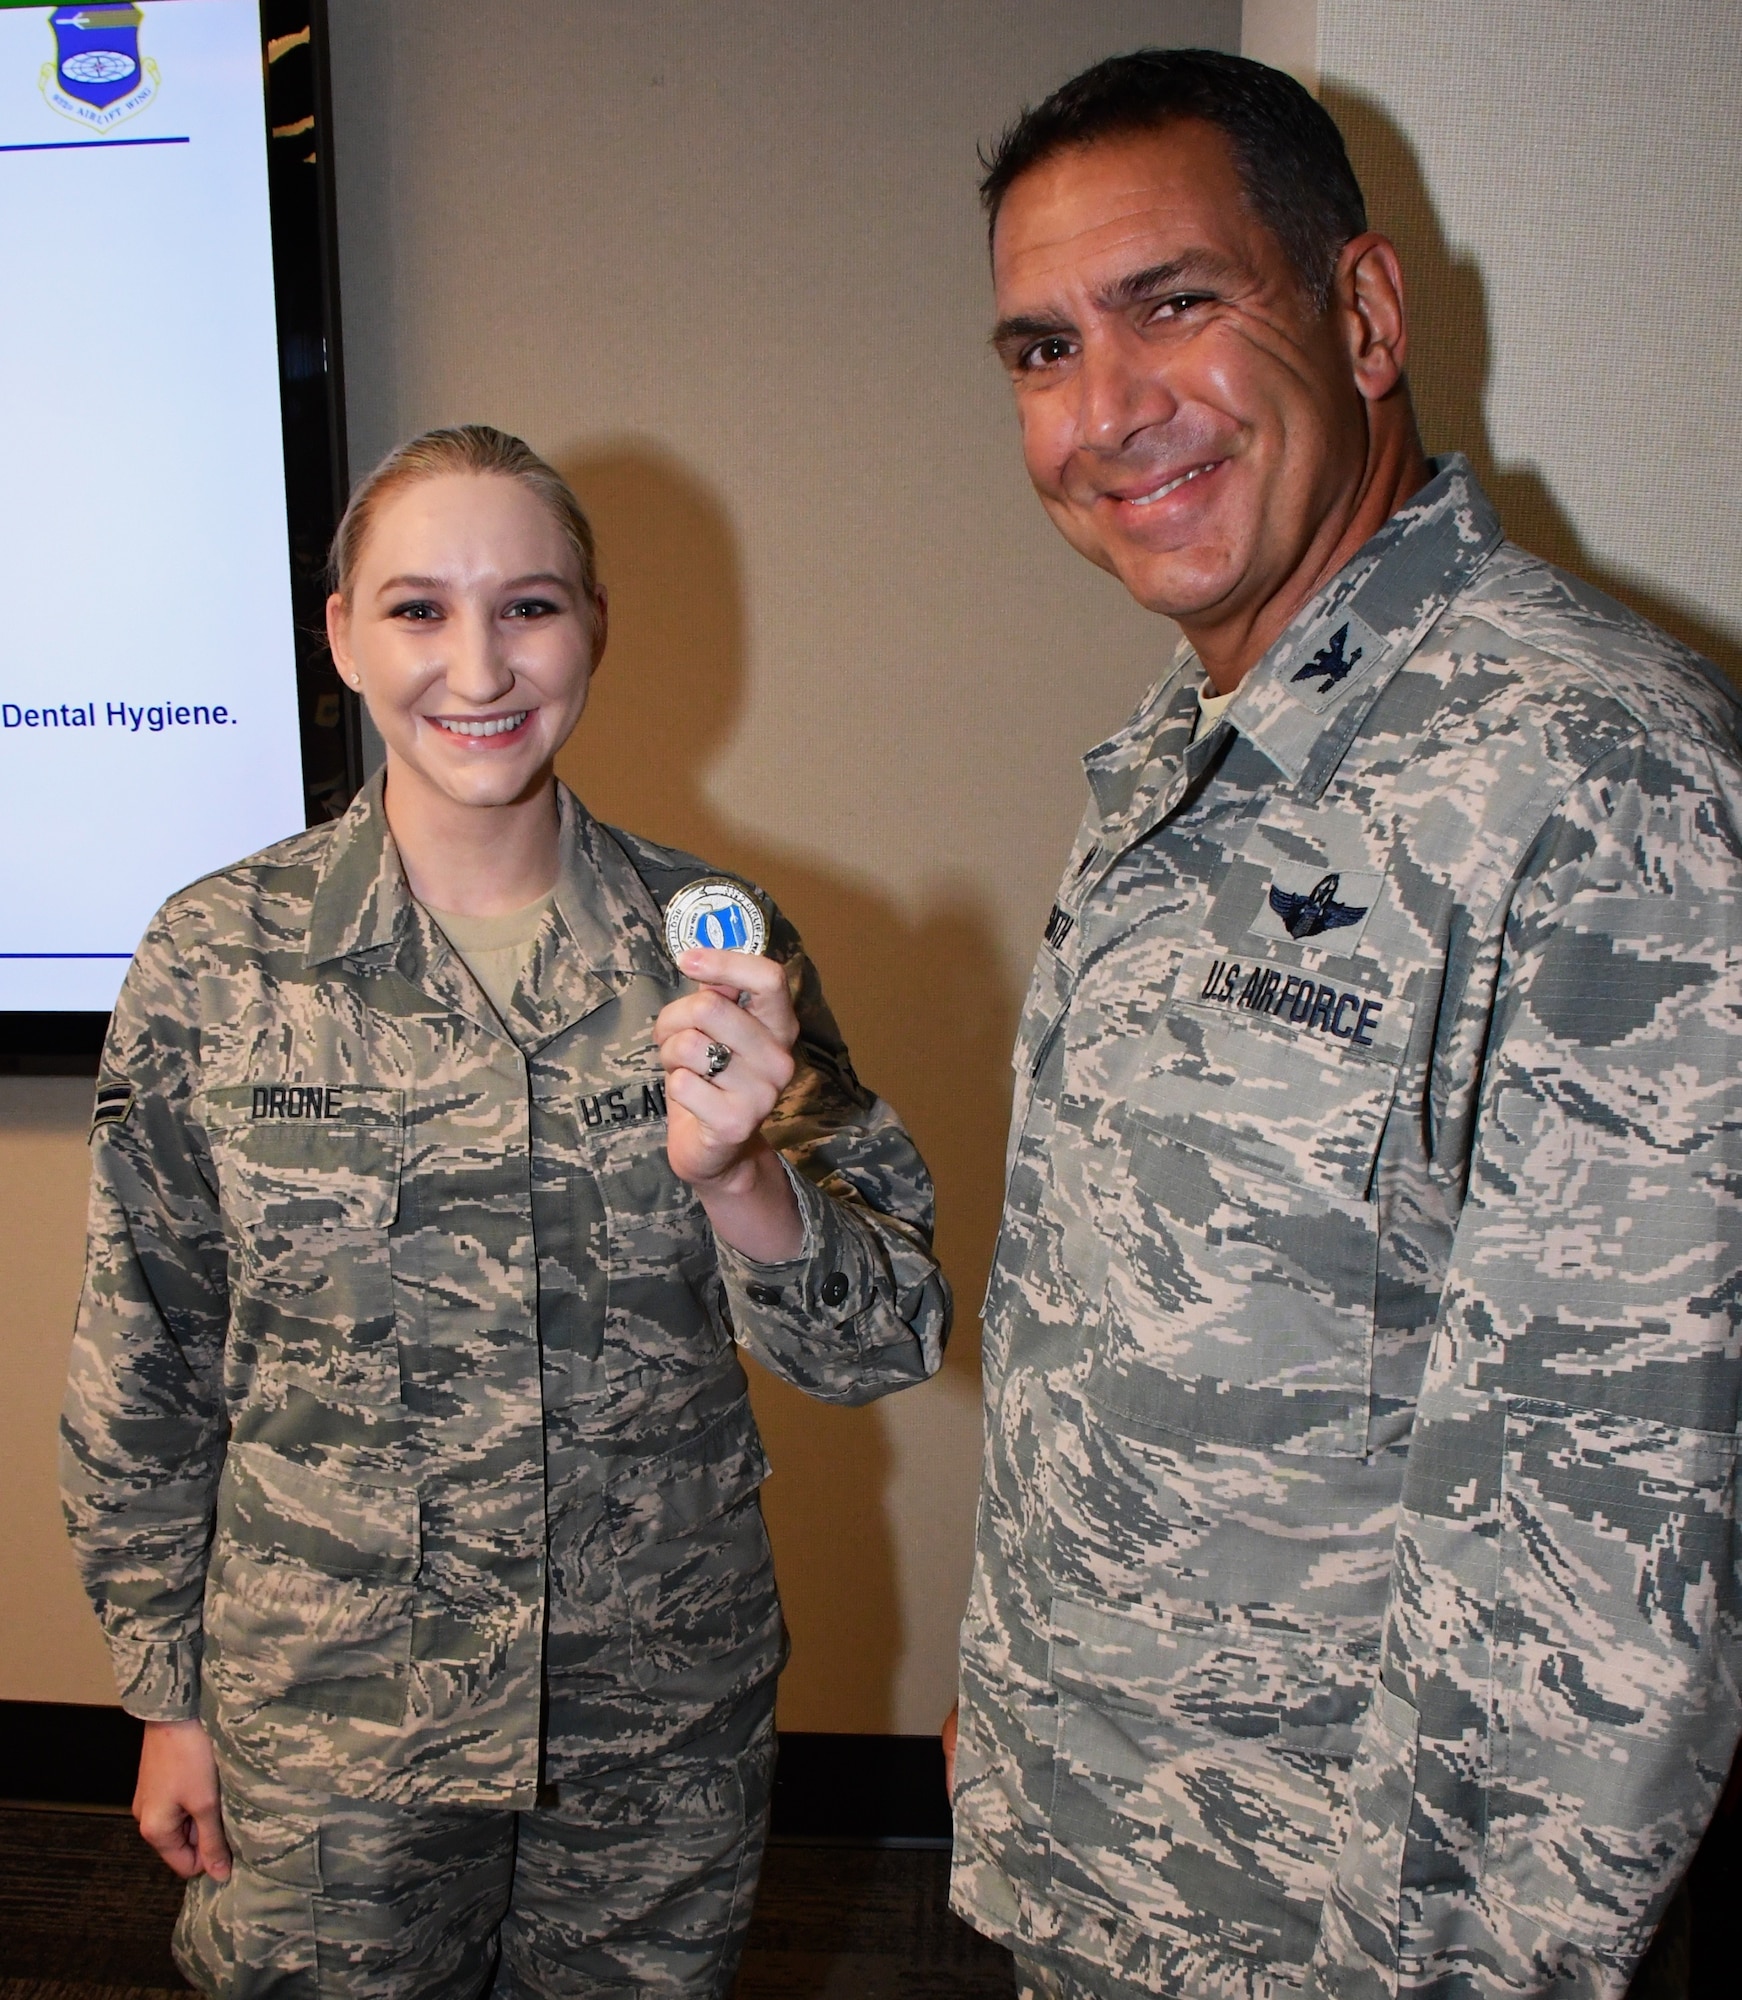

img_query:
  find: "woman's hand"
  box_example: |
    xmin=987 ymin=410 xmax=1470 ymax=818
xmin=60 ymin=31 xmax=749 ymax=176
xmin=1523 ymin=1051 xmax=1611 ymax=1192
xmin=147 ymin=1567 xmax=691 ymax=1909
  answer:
xmin=134 ymin=1717 xmax=231 ymax=1882
xmin=655 ymin=946 xmax=804 ymax=1263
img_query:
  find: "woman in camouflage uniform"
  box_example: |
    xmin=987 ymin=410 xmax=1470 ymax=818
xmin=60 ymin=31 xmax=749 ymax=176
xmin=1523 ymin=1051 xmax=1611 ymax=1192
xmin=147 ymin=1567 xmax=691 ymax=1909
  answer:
xmin=63 ymin=426 xmax=950 ymax=1998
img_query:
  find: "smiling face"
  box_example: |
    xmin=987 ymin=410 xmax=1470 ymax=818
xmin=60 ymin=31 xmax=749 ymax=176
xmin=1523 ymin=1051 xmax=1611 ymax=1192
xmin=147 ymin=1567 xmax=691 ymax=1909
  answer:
xmin=326 ymin=470 xmax=604 ymax=817
xmin=991 ymin=119 xmax=1383 ymax=663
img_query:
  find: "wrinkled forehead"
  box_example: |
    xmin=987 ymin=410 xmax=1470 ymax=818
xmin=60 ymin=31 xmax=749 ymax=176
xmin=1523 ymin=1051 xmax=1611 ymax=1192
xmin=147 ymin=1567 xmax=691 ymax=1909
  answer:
xmin=990 ymin=121 xmax=1270 ymax=307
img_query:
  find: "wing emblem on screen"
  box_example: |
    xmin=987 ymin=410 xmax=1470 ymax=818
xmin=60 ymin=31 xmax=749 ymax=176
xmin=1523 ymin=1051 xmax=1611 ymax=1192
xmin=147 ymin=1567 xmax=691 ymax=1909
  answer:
xmin=41 ymin=5 xmax=160 ymax=133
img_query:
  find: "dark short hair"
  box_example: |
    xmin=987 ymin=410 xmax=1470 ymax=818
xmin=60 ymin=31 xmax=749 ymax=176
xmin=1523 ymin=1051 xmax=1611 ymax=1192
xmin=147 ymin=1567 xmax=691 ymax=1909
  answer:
xmin=980 ymin=48 xmax=1367 ymax=308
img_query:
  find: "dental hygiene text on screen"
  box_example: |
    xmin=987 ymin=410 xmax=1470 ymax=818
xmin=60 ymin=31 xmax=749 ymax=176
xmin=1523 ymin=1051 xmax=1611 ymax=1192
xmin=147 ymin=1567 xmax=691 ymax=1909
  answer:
xmin=0 ymin=0 xmax=304 ymax=1012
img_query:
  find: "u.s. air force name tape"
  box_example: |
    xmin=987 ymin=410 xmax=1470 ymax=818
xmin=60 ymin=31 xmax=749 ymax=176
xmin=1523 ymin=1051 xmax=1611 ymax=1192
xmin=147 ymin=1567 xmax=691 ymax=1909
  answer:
xmin=663 ymin=878 xmax=768 ymax=961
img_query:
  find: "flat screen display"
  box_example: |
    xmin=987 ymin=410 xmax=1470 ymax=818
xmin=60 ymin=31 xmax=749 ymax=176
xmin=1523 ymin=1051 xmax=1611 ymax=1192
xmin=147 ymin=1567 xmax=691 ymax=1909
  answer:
xmin=0 ymin=0 xmax=342 ymax=1027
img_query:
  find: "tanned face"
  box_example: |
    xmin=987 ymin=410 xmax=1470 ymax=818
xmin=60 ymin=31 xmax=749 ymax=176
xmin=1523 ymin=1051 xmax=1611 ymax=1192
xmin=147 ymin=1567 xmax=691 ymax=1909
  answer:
xmin=990 ymin=119 xmax=1421 ymax=686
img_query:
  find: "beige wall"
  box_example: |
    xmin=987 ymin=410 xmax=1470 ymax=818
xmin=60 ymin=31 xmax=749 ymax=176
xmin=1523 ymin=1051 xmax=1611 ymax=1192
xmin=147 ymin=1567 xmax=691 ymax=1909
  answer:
xmin=1318 ymin=0 xmax=1742 ymax=682
xmin=1241 ymin=0 xmax=1317 ymax=92
xmin=0 ymin=1080 xmax=118 ymax=1703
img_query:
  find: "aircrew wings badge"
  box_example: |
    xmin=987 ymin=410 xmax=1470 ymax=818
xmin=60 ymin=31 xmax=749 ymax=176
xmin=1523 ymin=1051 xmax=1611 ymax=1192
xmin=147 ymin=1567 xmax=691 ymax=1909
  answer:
xmin=1248 ymin=864 xmax=1383 ymax=954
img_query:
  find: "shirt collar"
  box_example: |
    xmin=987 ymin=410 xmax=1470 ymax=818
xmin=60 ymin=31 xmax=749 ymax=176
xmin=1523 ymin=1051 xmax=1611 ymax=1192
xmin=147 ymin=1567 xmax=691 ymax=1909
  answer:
xmin=1225 ymin=453 xmax=1503 ymax=798
xmin=305 ymin=776 xmax=674 ymax=1035
xmin=304 ymin=767 xmax=407 ymax=968
xmin=1082 ymin=455 xmax=1504 ymax=834
xmin=1082 ymin=660 xmax=1202 ymax=831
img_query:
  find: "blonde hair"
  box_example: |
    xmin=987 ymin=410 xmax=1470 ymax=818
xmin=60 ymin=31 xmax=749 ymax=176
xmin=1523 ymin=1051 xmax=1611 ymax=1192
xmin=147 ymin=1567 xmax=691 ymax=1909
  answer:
xmin=328 ymin=424 xmax=600 ymax=609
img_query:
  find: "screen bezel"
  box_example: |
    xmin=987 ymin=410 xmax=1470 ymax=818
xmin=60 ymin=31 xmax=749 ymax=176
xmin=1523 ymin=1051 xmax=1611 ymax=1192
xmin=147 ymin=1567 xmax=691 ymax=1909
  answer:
xmin=0 ymin=0 xmax=357 ymax=1072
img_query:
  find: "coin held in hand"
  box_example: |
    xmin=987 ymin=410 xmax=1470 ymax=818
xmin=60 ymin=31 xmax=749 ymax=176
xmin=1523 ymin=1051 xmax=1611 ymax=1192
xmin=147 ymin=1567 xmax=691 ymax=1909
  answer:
xmin=664 ymin=878 xmax=768 ymax=961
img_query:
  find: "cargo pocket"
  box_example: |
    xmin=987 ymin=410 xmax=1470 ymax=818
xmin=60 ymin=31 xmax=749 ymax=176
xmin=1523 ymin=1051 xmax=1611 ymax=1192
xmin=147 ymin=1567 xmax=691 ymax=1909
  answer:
xmin=204 ymin=1440 xmax=420 ymax=1724
xmin=174 ymin=1803 xmax=321 ymax=1998
xmin=607 ymin=1400 xmax=784 ymax=1700
xmin=1086 ymin=1012 xmax=1398 ymax=1457
xmin=1047 ymin=1593 xmax=1355 ymax=1975
xmin=204 ymin=1085 xmax=404 ymax=1405
xmin=1316 ymin=1681 xmax=1419 ymax=1996
xmin=1484 ymin=1398 xmax=1740 ymax=1952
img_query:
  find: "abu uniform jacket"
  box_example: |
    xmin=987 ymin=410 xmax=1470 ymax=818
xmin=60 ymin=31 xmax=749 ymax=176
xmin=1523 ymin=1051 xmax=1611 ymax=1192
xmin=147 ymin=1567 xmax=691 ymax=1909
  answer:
xmin=950 ymin=461 xmax=1742 ymax=2000
xmin=63 ymin=777 xmax=949 ymax=1804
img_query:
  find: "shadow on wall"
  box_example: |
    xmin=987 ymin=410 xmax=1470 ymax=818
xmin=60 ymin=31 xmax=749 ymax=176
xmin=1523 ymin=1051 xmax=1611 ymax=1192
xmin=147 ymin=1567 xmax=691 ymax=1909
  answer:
xmin=551 ymin=439 xmax=1017 ymax=1731
xmin=1325 ymin=84 xmax=1742 ymax=691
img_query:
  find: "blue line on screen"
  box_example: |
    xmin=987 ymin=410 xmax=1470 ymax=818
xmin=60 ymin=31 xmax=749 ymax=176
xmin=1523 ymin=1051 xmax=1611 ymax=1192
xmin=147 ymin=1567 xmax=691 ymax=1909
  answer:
xmin=0 ymin=953 xmax=133 ymax=960
xmin=0 ymin=136 xmax=191 ymax=155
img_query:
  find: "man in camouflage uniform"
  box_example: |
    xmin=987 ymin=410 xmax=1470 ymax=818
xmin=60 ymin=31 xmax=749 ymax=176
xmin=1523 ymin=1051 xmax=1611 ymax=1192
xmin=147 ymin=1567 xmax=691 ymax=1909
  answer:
xmin=63 ymin=773 xmax=948 ymax=1996
xmin=948 ymin=49 xmax=1742 ymax=2000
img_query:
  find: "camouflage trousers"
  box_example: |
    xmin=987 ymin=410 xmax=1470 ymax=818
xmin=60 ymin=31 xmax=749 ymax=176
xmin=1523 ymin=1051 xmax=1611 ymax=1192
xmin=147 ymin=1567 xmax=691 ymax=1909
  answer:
xmin=174 ymin=1693 xmax=776 ymax=2000
xmin=1013 ymin=1954 xmax=1121 ymax=2000
xmin=1015 ymin=1910 xmax=1695 ymax=2000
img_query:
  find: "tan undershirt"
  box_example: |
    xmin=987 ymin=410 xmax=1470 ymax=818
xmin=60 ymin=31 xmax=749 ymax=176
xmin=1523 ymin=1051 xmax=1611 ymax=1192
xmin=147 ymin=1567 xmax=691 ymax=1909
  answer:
xmin=425 ymin=892 xmax=555 ymax=1018
xmin=1192 ymin=682 xmax=1239 ymax=743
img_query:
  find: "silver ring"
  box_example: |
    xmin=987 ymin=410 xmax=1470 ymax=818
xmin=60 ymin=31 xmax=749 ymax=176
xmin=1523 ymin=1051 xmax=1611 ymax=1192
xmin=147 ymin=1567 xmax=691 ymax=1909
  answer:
xmin=704 ymin=1040 xmax=732 ymax=1078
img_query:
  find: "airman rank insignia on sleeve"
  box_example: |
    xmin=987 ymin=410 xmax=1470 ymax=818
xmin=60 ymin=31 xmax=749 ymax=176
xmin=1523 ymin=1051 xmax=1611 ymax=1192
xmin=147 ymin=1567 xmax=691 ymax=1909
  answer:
xmin=89 ymin=1081 xmax=134 ymax=1136
xmin=663 ymin=878 xmax=769 ymax=960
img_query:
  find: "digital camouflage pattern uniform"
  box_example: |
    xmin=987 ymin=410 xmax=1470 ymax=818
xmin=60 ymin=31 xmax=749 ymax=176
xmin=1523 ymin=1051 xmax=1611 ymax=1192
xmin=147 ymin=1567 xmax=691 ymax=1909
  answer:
xmin=950 ymin=459 xmax=1742 ymax=2000
xmin=63 ymin=776 xmax=949 ymax=1996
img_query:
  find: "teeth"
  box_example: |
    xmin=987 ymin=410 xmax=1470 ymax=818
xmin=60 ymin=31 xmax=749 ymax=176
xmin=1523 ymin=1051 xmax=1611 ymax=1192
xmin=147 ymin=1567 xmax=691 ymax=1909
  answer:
xmin=1130 ymin=465 xmax=1210 ymax=506
xmin=433 ymin=712 xmax=528 ymax=738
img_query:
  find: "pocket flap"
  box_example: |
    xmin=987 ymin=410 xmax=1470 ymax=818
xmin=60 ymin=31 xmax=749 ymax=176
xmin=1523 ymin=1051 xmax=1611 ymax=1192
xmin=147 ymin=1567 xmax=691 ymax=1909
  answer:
xmin=1129 ymin=1010 xmax=1399 ymax=1199
xmin=203 ymin=1084 xmax=404 ymax=1230
xmin=220 ymin=1440 xmax=420 ymax=1579
xmin=1050 ymin=1594 xmax=1218 ymax=1702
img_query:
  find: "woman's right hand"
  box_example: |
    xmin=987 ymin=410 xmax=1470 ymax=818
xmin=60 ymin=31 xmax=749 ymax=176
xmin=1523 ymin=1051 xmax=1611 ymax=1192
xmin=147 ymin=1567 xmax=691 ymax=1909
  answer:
xmin=134 ymin=1718 xmax=232 ymax=1881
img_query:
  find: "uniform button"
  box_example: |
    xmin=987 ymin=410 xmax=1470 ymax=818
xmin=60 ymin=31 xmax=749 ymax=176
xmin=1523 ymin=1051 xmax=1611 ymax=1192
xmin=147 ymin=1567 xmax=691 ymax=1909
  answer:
xmin=746 ymin=1282 xmax=783 ymax=1307
xmin=821 ymin=1271 xmax=849 ymax=1308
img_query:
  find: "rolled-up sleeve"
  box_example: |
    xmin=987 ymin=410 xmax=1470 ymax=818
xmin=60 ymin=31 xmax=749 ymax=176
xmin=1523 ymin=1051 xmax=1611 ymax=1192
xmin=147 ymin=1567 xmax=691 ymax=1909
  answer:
xmin=714 ymin=917 xmax=951 ymax=1403
xmin=61 ymin=916 xmax=230 ymax=1722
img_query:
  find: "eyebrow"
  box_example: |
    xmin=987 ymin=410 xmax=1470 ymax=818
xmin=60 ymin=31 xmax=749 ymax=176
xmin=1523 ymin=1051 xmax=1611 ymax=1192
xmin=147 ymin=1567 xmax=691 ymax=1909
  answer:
xmin=990 ymin=249 xmax=1242 ymax=351
xmin=373 ymin=571 xmax=576 ymax=596
xmin=1098 ymin=250 xmax=1240 ymax=310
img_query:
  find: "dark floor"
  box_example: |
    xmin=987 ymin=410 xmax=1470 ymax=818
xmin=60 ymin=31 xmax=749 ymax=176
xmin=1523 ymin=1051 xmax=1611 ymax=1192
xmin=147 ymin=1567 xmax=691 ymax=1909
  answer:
xmin=0 ymin=1808 xmax=1013 ymax=2000
xmin=7 ymin=1800 xmax=1736 ymax=2000
xmin=733 ymin=1843 xmax=1013 ymax=1999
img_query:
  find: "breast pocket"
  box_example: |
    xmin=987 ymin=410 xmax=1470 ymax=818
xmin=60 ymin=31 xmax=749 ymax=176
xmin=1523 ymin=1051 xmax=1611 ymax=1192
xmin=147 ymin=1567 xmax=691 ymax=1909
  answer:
xmin=1013 ymin=942 xmax=1073 ymax=1088
xmin=204 ymin=1085 xmax=404 ymax=1403
xmin=591 ymin=1108 xmax=730 ymax=1392
xmin=1088 ymin=1009 xmax=1398 ymax=1457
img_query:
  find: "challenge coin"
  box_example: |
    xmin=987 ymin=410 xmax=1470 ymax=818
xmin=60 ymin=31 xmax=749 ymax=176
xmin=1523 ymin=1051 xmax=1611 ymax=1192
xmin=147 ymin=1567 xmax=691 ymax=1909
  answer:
xmin=664 ymin=877 xmax=768 ymax=960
